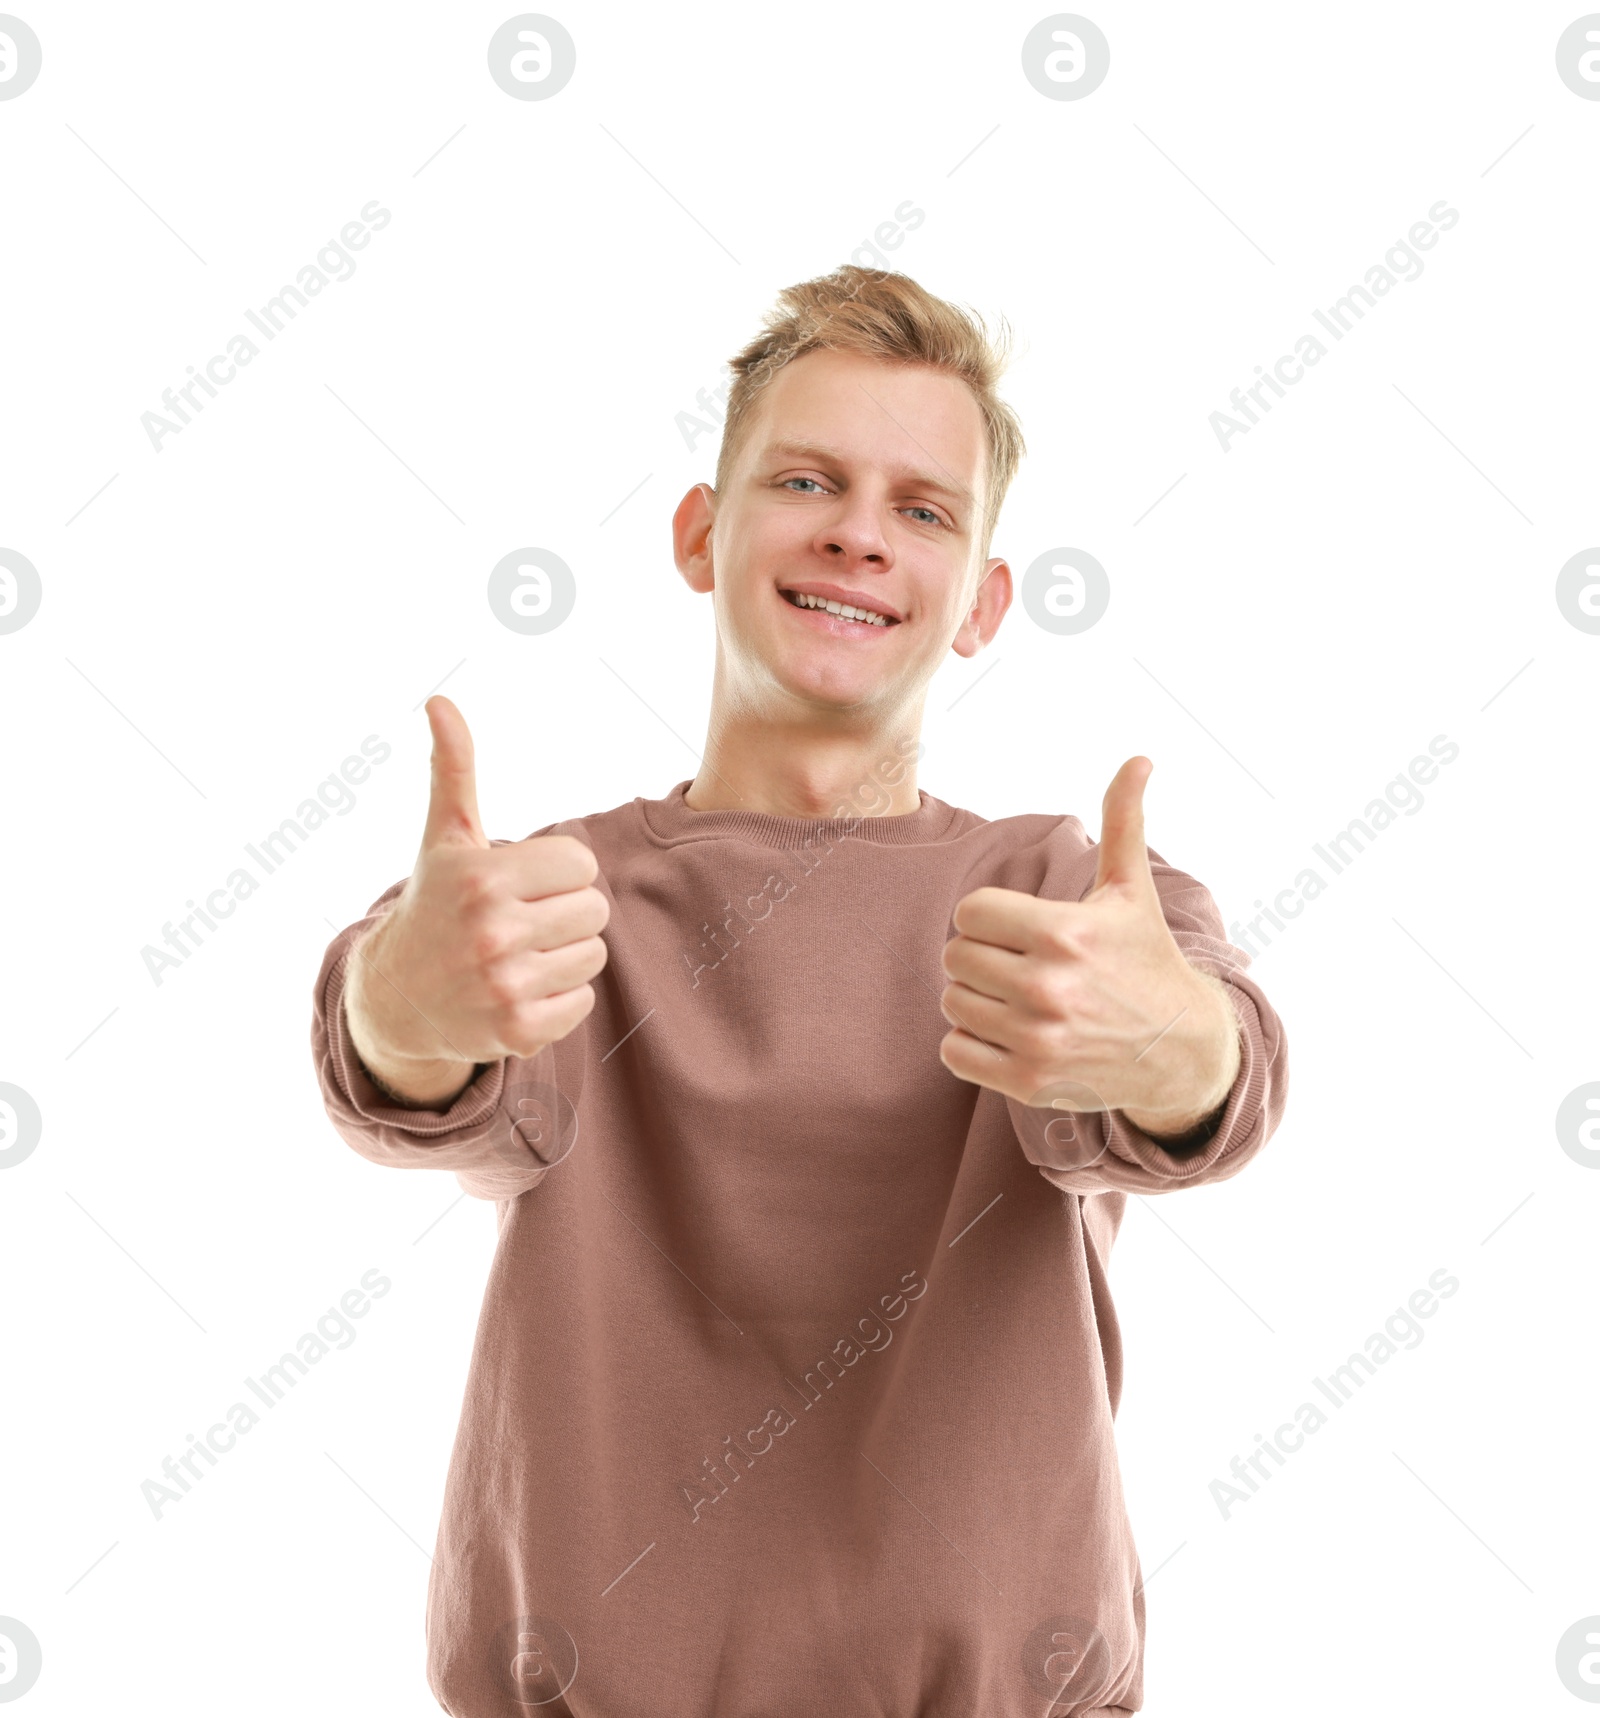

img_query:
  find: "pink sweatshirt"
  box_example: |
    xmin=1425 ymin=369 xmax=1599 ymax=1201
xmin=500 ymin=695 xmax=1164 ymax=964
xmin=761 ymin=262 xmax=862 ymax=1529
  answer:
xmin=311 ymin=781 xmax=1288 ymax=1716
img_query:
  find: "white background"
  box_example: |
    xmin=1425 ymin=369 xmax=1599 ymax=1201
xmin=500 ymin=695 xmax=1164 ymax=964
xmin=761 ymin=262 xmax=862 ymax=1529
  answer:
xmin=1 ymin=1 xmax=1596 ymax=1712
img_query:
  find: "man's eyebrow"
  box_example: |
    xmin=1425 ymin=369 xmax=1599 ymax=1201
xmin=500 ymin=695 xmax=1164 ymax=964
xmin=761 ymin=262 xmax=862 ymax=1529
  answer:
xmin=760 ymin=439 xmax=975 ymax=511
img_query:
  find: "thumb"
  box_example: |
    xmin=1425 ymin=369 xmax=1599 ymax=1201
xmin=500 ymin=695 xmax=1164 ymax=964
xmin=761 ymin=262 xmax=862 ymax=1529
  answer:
xmin=421 ymin=696 xmax=487 ymax=850
xmin=1090 ymin=756 xmax=1155 ymax=897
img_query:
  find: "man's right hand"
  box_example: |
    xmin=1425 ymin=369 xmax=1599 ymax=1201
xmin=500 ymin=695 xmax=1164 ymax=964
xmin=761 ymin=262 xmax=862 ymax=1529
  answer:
xmin=342 ymin=696 xmax=610 ymax=1108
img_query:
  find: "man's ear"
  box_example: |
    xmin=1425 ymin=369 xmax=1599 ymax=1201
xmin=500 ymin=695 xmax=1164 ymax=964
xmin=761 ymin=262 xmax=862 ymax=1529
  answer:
xmin=951 ymin=557 xmax=1012 ymax=660
xmin=673 ymin=483 xmax=716 ymax=595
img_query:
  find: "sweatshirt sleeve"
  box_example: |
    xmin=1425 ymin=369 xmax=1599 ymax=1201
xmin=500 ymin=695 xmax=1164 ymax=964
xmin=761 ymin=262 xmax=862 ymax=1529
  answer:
xmin=1005 ymin=840 xmax=1288 ymax=1198
xmin=310 ymin=843 xmax=587 ymax=1205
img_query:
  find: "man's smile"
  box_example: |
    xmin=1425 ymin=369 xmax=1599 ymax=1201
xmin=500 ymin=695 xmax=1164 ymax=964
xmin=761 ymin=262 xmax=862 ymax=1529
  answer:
xmin=777 ymin=580 xmax=903 ymax=632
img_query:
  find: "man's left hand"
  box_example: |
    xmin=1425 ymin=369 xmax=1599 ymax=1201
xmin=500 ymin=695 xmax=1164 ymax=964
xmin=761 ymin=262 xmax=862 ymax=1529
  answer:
xmin=938 ymin=758 xmax=1241 ymax=1140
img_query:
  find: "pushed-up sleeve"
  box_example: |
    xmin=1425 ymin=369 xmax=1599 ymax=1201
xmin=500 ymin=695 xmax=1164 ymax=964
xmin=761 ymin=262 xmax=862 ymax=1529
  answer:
xmin=1006 ymin=840 xmax=1288 ymax=1198
xmin=310 ymin=857 xmax=586 ymax=1204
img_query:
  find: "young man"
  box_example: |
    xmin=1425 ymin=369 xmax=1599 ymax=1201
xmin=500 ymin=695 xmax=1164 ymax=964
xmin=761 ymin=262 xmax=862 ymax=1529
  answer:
xmin=312 ymin=265 xmax=1288 ymax=1717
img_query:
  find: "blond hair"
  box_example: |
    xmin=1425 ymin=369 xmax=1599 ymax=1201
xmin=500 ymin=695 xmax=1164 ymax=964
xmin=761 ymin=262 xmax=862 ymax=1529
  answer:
xmin=713 ymin=265 xmax=1025 ymax=559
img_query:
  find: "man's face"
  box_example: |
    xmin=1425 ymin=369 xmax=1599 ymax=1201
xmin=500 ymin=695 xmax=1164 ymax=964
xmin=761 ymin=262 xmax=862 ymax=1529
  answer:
xmin=674 ymin=348 xmax=1011 ymax=717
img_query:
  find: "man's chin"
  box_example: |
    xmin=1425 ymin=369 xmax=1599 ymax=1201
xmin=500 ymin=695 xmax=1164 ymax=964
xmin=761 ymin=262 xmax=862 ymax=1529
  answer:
xmin=764 ymin=648 xmax=927 ymax=718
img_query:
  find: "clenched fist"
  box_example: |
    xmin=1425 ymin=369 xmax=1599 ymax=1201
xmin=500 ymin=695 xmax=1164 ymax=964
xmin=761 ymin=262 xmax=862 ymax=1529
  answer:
xmin=343 ymin=696 xmax=610 ymax=1107
xmin=938 ymin=757 xmax=1240 ymax=1143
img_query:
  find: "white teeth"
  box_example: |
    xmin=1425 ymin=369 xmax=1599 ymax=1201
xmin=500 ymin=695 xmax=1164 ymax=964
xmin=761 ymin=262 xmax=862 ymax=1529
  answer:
xmin=789 ymin=591 xmax=890 ymax=626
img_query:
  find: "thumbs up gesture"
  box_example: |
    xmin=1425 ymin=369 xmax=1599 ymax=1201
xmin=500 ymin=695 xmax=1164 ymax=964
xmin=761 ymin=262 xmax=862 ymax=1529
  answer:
xmin=343 ymin=697 xmax=610 ymax=1106
xmin=938 ymin=758 xmax=1240 ymax=1140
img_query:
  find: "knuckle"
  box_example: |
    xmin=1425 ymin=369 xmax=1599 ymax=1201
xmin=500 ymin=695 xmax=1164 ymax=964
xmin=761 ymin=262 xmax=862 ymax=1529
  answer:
xmin=482 ymin=962 xmax=524 ymax=1007
xmin=1039 ymin=921 xmax=1080 ymax=961
xmin=1015 ymin=974 xmax=1054 ymax=1016
xmin=468 ymin=927 xmax=503 ymax=966
xmin=455 ymin=864 xmax=497 ymax=909
xmin=1020 ymin=970 xmax=1068 ymax=1016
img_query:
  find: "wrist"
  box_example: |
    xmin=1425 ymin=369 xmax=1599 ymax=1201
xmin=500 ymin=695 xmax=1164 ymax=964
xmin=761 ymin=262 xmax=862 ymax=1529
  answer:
xmin=342 ymin=934 xmax=477 ymax=1109
xmin=346 ymin=992 xmax=478 ymax=1107
xmin=361 ymin=1048 xmax=481 ymax=1110
xmin=1121 ymin=977 xmax=1241 ymax=1144
xmin=1120 ymin=1093 xmax=1227 ymax=1149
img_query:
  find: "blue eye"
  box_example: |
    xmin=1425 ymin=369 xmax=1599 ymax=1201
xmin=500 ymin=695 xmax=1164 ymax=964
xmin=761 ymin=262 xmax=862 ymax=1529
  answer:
xmin=779 ymin=478 xmax=950 ymax=529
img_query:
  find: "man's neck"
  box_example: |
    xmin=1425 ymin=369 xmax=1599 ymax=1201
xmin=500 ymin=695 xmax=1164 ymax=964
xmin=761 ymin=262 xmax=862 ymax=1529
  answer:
xmin=685 ymin=707 xmax=925 ymax=818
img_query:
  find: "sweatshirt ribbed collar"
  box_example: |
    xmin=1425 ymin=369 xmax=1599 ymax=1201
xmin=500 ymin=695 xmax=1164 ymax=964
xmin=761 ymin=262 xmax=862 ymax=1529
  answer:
xmin=639 ymin=779 xmax=969 ymax=850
